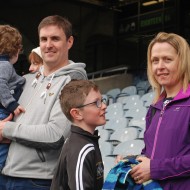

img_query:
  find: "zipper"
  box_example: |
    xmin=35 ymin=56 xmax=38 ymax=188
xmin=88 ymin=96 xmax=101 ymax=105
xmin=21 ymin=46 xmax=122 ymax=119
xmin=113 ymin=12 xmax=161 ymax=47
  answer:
xmin=150 ymin=98 xmax=173 ymax=159
xmin=150 ymin=107 xmax=165 ymax=159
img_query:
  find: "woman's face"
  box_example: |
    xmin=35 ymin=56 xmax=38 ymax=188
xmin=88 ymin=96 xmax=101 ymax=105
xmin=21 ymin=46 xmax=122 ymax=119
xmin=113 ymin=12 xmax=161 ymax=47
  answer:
xmin=29 ymin=62 xmax=42 ymax=73
xmin=151 ymin=42 xmax=182 ymax=93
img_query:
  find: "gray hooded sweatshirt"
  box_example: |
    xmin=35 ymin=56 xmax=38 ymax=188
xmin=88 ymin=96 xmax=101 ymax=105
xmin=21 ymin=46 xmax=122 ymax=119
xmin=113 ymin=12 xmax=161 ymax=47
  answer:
xmin=2 ymin=60 xmax=87 ymax=179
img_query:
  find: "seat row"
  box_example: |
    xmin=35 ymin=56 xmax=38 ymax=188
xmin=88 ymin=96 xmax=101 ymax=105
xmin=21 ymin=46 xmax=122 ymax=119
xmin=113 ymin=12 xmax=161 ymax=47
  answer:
xmin=103 ymin=92 xmax=154 ymax=109
xmin=99 ymin=91 xmax=151 ymax=179
xmin=105 ymin=102 xmax=148 ymax=122
xmin=97 ymin=116 xmax=146 ymax=178
xmin=101 ymin=137 xmax=145 ymax=178
xmin=98 ymin=120 xmax=145 ymax=167
xmin=105 ymin=80 xmax=152 ymax=103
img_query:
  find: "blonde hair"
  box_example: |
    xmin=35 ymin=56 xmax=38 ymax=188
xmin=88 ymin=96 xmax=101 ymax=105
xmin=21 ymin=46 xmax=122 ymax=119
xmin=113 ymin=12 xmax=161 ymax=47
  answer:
xmin=147 ymin=32 xmax=190 ymax=102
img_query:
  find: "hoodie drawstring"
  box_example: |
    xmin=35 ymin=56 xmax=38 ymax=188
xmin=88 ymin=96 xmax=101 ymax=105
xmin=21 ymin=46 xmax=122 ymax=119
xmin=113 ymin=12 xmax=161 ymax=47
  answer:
xmin=40 ymin=73 xmax=55 ymax=103
xmin=31 ymin=69 xmax=55 ymax=104
xmin=31 ymin=72 xmax=41 ymax=88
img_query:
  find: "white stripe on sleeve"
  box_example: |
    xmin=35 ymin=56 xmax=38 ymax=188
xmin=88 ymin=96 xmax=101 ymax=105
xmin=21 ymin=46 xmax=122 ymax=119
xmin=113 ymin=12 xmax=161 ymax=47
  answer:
xmin=76 ymin=143 xmax=95 ymax=190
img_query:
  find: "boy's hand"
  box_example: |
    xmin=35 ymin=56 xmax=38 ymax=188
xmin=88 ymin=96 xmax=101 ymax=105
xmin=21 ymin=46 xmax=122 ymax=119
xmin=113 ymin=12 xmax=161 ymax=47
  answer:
xmin=0 ymin=114 xmax=13 ymax=141
xmin=14 ymin=105 xmax=25 ymax=116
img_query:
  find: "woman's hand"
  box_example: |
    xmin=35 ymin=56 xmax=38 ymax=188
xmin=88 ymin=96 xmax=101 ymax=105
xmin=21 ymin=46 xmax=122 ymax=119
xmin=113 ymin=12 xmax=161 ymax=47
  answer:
xmin=115 ymin=155 xmax=124 ymax=165
xmin=130 ymin=156 xmax=151 ymax=184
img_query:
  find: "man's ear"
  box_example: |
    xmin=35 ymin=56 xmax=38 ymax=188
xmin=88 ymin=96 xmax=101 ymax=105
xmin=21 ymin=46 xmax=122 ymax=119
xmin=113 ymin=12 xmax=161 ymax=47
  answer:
xmin=70 ymin=108 xmax=83 ymax=121
xmin=67 ymin=36 xmax=74 ymax=50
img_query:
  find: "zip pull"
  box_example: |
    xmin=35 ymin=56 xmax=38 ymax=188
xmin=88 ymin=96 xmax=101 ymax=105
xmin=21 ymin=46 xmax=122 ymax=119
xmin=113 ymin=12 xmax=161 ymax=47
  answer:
xmin=160 ymin=98 xmax=172 ymax=116
xmin=31 ymin=72 xmax=41 ymax=88
xmin=40 ymin=73 xmax=55 ymax=104
xmin=160 ymin=110 xmax=164 ymax=117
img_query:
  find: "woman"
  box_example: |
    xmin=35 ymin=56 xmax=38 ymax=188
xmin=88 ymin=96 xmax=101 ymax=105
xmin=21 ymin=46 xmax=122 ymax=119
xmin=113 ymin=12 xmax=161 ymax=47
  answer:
xmin=130 ymin=32 xmax=190 ymax=189
xmin=28 ymin=46 xmax=43 ymax=73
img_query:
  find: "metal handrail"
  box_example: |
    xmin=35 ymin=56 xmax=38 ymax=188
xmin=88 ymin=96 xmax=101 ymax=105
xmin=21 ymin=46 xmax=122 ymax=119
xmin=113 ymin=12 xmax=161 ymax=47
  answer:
xmin=88 ymin=65 xmax=128 ymax=79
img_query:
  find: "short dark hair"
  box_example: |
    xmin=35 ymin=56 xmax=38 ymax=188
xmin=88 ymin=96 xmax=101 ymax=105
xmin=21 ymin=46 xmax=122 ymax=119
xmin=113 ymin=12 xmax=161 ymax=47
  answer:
xmin=38 ymin=15 xmax=72 ymax=40
xmin=60 ymin=80 xmax=99 ymax=121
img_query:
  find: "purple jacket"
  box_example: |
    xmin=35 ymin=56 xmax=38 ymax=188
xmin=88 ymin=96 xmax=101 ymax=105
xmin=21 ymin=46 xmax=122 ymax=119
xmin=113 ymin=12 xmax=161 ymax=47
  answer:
xmin=142 ymin=84 xmax=190 ymax=190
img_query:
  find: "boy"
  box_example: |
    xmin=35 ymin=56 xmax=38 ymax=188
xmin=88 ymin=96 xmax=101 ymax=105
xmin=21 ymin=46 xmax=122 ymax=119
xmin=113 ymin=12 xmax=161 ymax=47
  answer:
xmin=50 ymin=80 xmax=107 ymax=190
xmin=0 ymin=24 xmax=25 ymax=172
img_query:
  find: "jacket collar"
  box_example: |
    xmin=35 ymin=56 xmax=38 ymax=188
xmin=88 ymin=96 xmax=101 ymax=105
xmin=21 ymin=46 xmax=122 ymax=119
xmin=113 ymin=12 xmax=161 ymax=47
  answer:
xmin=71 ymin=125 xmax=100 ymax=140
xmin=152 ymin=84 xmax=190 ymax=110
xmin=0 ymin=55 xmax=9 ymax=61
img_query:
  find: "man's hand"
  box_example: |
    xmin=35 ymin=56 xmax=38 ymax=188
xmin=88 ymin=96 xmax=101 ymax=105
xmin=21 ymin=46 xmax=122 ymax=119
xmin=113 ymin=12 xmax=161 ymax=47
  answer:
xmin=0 ymin=114 xmax=13 ymax=142
xmin=14 ymin=105 xmax=25 ymax=116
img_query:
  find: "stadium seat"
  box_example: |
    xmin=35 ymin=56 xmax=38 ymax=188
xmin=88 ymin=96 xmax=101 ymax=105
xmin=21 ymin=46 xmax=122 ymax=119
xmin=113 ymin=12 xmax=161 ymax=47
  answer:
xmin=139 ymin=128 xmax=145 ymax=139
xmin=104 ymin=117 xmax=129 ymax=132
xmin=117 ymin=94 xmax=140 ymax=105
xmin=123 ymin=99 xmax=144 ymax=112
xmin=113 ymin=139 xmax=145 ymax=156
xmin=124 ymin=106 xmax=147 ymax=120
xmin=140 ymin=92 xmax=155 ymax=108
xmin=102 ymin=156 xmax=116 ymax=179
xmin=109 ymin=127 xmax=139 ymax=145
xmin=106 ymin=88 xmax=121 ymax=103
xmin=99 ymin=141 xmax=114 ymax=157
xmin=98 ymin=129 xmax=110 ymax=143
xmin=105 ymin=103 xmax=124 ymax=121
xmin=128 ymin=118 xmax=146 ymax=131
xmin=136 ymin=80 xmax=151 ymax=96
xmin=116 ymin=86 xmax=137 ymax=102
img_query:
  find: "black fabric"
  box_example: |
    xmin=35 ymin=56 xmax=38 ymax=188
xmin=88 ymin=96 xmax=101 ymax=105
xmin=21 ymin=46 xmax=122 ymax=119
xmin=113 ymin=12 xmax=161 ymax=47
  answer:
xmin=50 ymin=125 xmax=104 ymax=190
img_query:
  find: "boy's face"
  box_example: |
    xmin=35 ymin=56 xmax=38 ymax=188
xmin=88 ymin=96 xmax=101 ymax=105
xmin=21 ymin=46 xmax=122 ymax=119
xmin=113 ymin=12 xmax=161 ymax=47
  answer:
xmin=79 ymin=89 xmax=107 ymax=129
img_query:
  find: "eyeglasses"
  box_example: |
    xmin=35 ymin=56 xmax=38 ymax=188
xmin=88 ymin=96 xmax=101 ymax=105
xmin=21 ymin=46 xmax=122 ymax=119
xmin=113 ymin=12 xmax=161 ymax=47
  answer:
xmin=76 ymin=98 xmax=107 ymax=108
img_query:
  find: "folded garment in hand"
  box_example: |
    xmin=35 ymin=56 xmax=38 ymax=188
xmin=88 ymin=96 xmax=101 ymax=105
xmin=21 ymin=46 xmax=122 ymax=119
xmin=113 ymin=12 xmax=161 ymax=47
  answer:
xmin=102 ymin=158 xmax=163 ymax=190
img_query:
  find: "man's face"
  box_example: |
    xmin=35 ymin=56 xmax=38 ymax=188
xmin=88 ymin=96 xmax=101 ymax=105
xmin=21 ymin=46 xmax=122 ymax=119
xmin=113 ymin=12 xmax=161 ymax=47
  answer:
xmin=39 ymin=25 xmax=73 ymax=68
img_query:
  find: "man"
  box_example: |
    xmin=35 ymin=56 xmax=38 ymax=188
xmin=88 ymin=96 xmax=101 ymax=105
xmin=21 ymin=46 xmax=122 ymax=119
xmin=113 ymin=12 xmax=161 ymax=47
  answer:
xmin=0 ymin=15 xmax=87 ymax=190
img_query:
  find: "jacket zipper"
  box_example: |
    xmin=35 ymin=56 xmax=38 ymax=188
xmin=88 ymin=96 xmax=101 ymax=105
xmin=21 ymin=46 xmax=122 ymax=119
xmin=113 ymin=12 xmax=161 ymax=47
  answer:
xmin=150 ymin=97 xmax=173 ymax=159
xmin=150 ymin=108 xmax=165 ymax=159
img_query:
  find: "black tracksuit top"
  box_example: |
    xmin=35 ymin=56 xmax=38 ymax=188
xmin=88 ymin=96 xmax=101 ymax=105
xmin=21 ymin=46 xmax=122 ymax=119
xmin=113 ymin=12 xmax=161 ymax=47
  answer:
xmin=50 ymin=125 xmax=104 ymax=190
